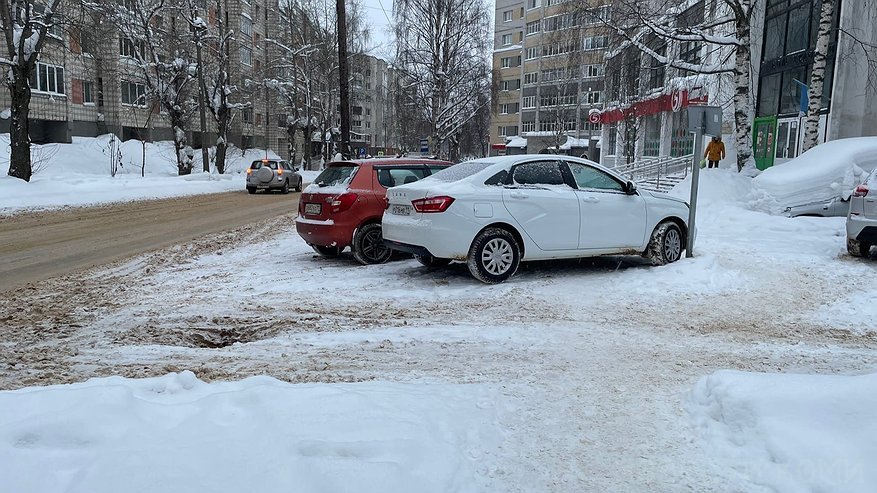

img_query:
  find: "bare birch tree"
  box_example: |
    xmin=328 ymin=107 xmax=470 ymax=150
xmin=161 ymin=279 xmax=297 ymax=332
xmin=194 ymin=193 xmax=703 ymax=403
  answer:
xmin=393 ymin=0 xmax=491 ymax=160
xmin=1 ymin=0 xmax=63 ymax=181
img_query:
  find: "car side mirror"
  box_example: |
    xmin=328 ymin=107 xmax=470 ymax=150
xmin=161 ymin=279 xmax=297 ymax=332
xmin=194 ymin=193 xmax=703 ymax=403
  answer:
xmin=626 ymin=181 xmax=637 ymax=194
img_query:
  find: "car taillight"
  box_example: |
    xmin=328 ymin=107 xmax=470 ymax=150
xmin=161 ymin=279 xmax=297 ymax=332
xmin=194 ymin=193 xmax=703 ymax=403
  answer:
xmin=277 ymin=168 xmax=284 ymax=175
xmin=853 ymin=185 xmax=869 ymax=197
xmin=384 ymin=196 xmax=390 ymax=210
xmin=412 ymin=196 xmax=455 ymax=213
xmin=246 ymin=168 xmax=252 ymax=175
xmin=330 ymin=192 xmax=358 ymax=213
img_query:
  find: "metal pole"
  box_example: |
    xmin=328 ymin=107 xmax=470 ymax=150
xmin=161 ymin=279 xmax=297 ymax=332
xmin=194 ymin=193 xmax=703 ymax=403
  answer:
xmin=687 ymin=127 xmax=704 ymax=258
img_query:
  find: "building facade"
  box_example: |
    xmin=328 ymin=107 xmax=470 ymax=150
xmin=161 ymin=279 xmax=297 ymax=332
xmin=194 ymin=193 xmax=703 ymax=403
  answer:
xmin=490 ymin=0 xmax=610 ymax=157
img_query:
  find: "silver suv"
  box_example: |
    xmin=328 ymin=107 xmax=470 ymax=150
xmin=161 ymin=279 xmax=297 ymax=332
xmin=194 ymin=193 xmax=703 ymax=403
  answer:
xmin=847 ymin=168 xmax=877 ymax=257
xmin=246 ymin=159 xmax=303 ymax=194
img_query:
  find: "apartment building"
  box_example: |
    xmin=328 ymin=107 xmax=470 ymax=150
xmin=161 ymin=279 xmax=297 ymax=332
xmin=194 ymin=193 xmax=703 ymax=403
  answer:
xmin=490 ymin=0 xmax=610 ymax=157
xmin=348 ymin=54 xmax=397 ymax=157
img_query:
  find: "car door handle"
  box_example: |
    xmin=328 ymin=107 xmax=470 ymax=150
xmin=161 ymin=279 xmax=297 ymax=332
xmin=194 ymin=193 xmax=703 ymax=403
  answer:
xmin=509 ymin=191 xmax=529 ymax=199
xmin=581 ymin=196 xmax=599 ymax=204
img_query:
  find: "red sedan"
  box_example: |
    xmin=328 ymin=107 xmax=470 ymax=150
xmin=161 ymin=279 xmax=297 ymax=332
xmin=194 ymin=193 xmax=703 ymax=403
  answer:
xmin=295 ymin=158 xmax=453 ymax=264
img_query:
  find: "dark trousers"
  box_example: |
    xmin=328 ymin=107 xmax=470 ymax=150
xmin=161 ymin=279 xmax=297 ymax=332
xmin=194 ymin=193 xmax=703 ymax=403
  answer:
xmin=708 ymin=160 xmax=719 ymax=168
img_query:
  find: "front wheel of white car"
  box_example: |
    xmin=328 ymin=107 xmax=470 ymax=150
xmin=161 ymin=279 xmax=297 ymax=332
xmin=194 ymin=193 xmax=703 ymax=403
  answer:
xmin=645 ymin=221 xmax=684 ymax=266
xmin=467 ymin=228 xmax=520 ymax=284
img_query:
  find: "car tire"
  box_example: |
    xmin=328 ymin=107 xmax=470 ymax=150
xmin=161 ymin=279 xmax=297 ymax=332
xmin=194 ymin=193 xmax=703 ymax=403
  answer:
xmin=848 ymin=238 xmax=870 ymax=257
xmin=467 ymin=228 xmax=520 ymax=284
xmin=295 ymin=179 xmax=302 ymax=192
xmin=645 ymin=221 xmax=684 ymax=266
xmin=247 ymin=186 xmax=256 ymax=194
xmin=353 ymin=223 xmax=393 ymax=265
xmin=415 ymin=254 xmax=452 ymax=268
xmin=281 ymin=180 xmax=290 ymax=194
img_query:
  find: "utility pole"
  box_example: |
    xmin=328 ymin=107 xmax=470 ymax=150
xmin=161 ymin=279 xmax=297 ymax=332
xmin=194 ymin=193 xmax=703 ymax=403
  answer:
xmin=194 ymin=10 xmax=210 ymax=173
xmin=336 ymin=0 xmax=350 ymax=158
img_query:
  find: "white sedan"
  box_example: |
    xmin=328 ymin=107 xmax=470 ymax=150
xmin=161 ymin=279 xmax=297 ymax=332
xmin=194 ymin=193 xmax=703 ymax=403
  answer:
xmin=382 ymin=155 xmax=691 ymax=283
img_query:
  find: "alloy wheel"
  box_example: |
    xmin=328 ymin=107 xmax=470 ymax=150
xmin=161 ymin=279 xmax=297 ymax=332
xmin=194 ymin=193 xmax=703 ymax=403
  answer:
xmin=663 ymin=228 xmax=682 ymax=262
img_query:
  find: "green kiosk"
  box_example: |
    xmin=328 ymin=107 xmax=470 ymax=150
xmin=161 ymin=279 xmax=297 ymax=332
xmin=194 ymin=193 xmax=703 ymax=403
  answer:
xmin=752 ymin=116 xmax=778 ymax=170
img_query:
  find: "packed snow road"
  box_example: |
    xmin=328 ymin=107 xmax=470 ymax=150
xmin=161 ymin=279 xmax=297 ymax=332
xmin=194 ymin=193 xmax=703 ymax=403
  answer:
xmin=0 ymin=191 xmax=300 ymax=292
xmin=1 ymin=171 xmax=876 ymax=492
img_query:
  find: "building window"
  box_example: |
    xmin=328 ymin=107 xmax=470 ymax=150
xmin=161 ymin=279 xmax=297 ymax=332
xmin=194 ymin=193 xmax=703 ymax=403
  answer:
xmin=522 ymin=121 xmax=536 ymax=133
xmin=240 ymin=14 xmax=253 ymax=37
xmin=499 ymin=103 xmax=519 ymax=114
xmin=502 ymin=10 xmax=513 ymax=22
xmin=527 ymin=0 xmax=538 ymax=10
xmin=120 ymin=80 xmax=146 ymax=106
xmin=583 ymin=35 xmax=608 ymax=50
xmin=240 ymin=45 xmax=253 ymax=66
xmin=83 ymin=80 xmax=95 ymax=104
xmin=583 ymin=64 xmax=604 ymax=78
xmin=525 ymin=46 xmax=539 ymax=60
xmin=30 ymin=62 xmax=65 ymax=95
xmin=523 ymin=72 xmax=538 ymax=85
xmin=119 ymin=38 xmax=144 ymax=58
xmin=585 ymin=91 xmax=602 ymax=104
xmin=500 ymin=79 xmax=521 ymax=91
xmin=522 ymin=96 xmax=536 ymax=109
xmin=501 ymin=34 xmax=512 ymax=46
xmin=584 ymin=5 xmax=611 ymax=24
xmin=242 ymin=108 xmax=253 ymax=123
xmin=500 ymin=56 xmax=520 ymax=68
xmin=525 ymin=20 xmax=540 ymax=35
xmin=643 ymin=116 xmax=661 ymax=157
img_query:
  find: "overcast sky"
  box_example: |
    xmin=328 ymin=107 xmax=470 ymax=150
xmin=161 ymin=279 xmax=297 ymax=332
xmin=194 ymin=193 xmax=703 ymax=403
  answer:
xmin=359 ymin=0 xmax=395 ymax=60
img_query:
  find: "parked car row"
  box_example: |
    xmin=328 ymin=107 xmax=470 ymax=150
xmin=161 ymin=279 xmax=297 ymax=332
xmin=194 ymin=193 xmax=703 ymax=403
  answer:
xmin=294 ymin=155 xmax=693 ymax=283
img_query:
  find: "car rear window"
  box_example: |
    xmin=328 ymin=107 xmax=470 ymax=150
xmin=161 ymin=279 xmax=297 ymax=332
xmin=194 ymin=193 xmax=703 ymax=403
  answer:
xmin=426 ymin=159 xmax=498 ymax=183
xmin=250 ymin=161 xmax=280 ymax=170
xmin=375 ymin=167 xmax=428 ymax=188
xmin=314 ymin=165 xmax=357 ymax=187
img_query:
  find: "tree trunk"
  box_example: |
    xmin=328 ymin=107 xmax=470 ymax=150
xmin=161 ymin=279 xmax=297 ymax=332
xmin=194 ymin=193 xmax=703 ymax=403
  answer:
xmin=732 ymin=21 xmax=754 ymax=172
xmin=7 ymin=71 xmax=33 ymax=182
xmin=802 ymin=0 xmax=834 ymax=152
xmin=336 ymin=0 xmax=351 ymax=157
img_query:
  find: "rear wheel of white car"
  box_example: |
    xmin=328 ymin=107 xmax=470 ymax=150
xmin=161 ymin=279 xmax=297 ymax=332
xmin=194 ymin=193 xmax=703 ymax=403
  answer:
xmin=847 ymin=238 xmax=870 ymax=257
xmin=415 ymin=254 xmax=452 ymax=268
xmin=468 ymin=228 xmax=520 ymax=284
xmin=353 ymin=223 xmax=392 ymax=265
xmin=312 ymin=245 xmax=341 ymax=257
xmin=646 ymin=221 xmax=683 ymax=266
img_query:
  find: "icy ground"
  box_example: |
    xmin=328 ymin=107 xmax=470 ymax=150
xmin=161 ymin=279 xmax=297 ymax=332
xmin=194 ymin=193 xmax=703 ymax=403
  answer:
xmin=1 ymin=170 xmax=876 ymax=492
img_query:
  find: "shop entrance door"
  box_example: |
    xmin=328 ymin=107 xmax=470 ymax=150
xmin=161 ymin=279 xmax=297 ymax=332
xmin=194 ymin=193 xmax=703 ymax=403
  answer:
xmin=753 ymin=116 xmax=778 ymax=170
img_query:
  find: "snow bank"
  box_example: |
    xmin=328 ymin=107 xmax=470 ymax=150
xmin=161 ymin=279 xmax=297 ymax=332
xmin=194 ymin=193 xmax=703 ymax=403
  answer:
xmin=752 ymin=137 xmax=877 ymax=213
xmin=668 ymin=168 xmax=757 ymax=207
xmin=688 ymin=370 xmax=877 ymax=493
xmin=0 ymin=372 xmax=502 ymax=493
xmin=0 ymin=134 xmax=287 ymax=214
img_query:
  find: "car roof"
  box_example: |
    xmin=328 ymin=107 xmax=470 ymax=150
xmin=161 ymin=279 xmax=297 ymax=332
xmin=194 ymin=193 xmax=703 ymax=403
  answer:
xmin=328 ymin=158 xmax=453 ymax=167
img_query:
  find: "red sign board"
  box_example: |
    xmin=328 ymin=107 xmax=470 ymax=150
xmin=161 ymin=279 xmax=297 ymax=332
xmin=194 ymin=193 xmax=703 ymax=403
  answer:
xmin=596 ymin=87 xmax=708 ymax=124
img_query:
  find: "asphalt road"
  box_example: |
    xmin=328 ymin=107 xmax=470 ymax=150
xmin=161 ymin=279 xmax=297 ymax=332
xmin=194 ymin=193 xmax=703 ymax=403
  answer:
xmin=0 ymin=191 xmax=300 ymax=293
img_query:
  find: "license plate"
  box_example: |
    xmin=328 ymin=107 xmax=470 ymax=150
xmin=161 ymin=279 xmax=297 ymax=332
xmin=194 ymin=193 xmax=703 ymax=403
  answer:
xmin=304 ymin=203 xmax=322 ymax=215
xmin=390 ymin=204 xmax=412 ymax=215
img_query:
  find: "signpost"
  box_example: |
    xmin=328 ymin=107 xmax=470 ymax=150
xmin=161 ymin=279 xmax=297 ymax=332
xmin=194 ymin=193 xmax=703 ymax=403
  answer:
xmin=419 ymin=138 xmax=429 ymax=155
xmin=686 ymin=105 xmax=722 ymax=258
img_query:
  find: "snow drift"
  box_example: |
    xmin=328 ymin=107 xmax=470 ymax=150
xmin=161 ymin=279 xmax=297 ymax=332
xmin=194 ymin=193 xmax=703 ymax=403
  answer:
xmin=751 ymin=137 xmax=877 ymax=214
xmin=0 ymin=372 xmax=502 ymax=493
xmin=688 ymin=370 xmax=877 ymax=493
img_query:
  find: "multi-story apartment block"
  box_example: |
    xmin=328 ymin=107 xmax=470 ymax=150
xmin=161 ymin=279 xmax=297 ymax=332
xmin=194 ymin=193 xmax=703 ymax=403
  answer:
xmin=490 ymin=0 xmax=610 ymax=157
xmin=1 ymin=0 xmax=400 ymax=163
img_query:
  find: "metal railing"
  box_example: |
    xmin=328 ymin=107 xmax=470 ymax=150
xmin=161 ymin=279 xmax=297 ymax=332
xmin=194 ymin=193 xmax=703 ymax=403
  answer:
xmin=611 ymin=154 xmax=693 ymax=191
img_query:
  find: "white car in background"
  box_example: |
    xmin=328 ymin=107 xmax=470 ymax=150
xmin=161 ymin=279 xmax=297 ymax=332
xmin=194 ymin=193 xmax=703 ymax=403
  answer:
xmin=382 ymin=155 xmax=691 ymax=283
xmin=847 ymin=168 xmax=877 ymax=258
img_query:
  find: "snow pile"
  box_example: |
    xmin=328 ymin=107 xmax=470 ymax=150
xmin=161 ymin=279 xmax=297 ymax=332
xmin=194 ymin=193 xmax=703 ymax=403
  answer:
xmin=0 ymin=134 xmax=289 ymax=213
xmin=751 ymin=137 xmax=877 ymax=213
xmin=688 ymin=370 xmax=877 ymax=493
xmin=0 ymin=372 xmax=502 ymax=493
xmin=815 ymin=287 xmax=877 ymax=332
xmin=668 ymin=168 xmax=756 ymax=207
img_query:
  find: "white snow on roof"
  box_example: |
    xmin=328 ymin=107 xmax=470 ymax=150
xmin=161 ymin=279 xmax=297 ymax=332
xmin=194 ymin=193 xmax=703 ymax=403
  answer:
xmin=752 ymin=137 xmax=877 ymax=212
xmin=505 ymin=136 xmax=527 ymax=148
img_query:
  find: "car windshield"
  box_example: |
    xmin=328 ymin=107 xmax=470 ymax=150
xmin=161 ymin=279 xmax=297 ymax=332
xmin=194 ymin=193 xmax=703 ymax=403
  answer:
xmin=314 ymin=165 xmax=357 ymax=187
xmin=426 ymin=159 xmax=499 ymax=183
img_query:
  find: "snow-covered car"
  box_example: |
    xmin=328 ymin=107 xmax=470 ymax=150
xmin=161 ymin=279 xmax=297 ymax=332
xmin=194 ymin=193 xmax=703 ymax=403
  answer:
xmin=382 ymin=155 xmax=691 ymax=283
xmin=784 ymin=197 xmax=849 ymax=217
xmin=847 ymin=168 xmax=877 ymax=257
xmin=246 ymin=159 xmax=303 ymax=194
